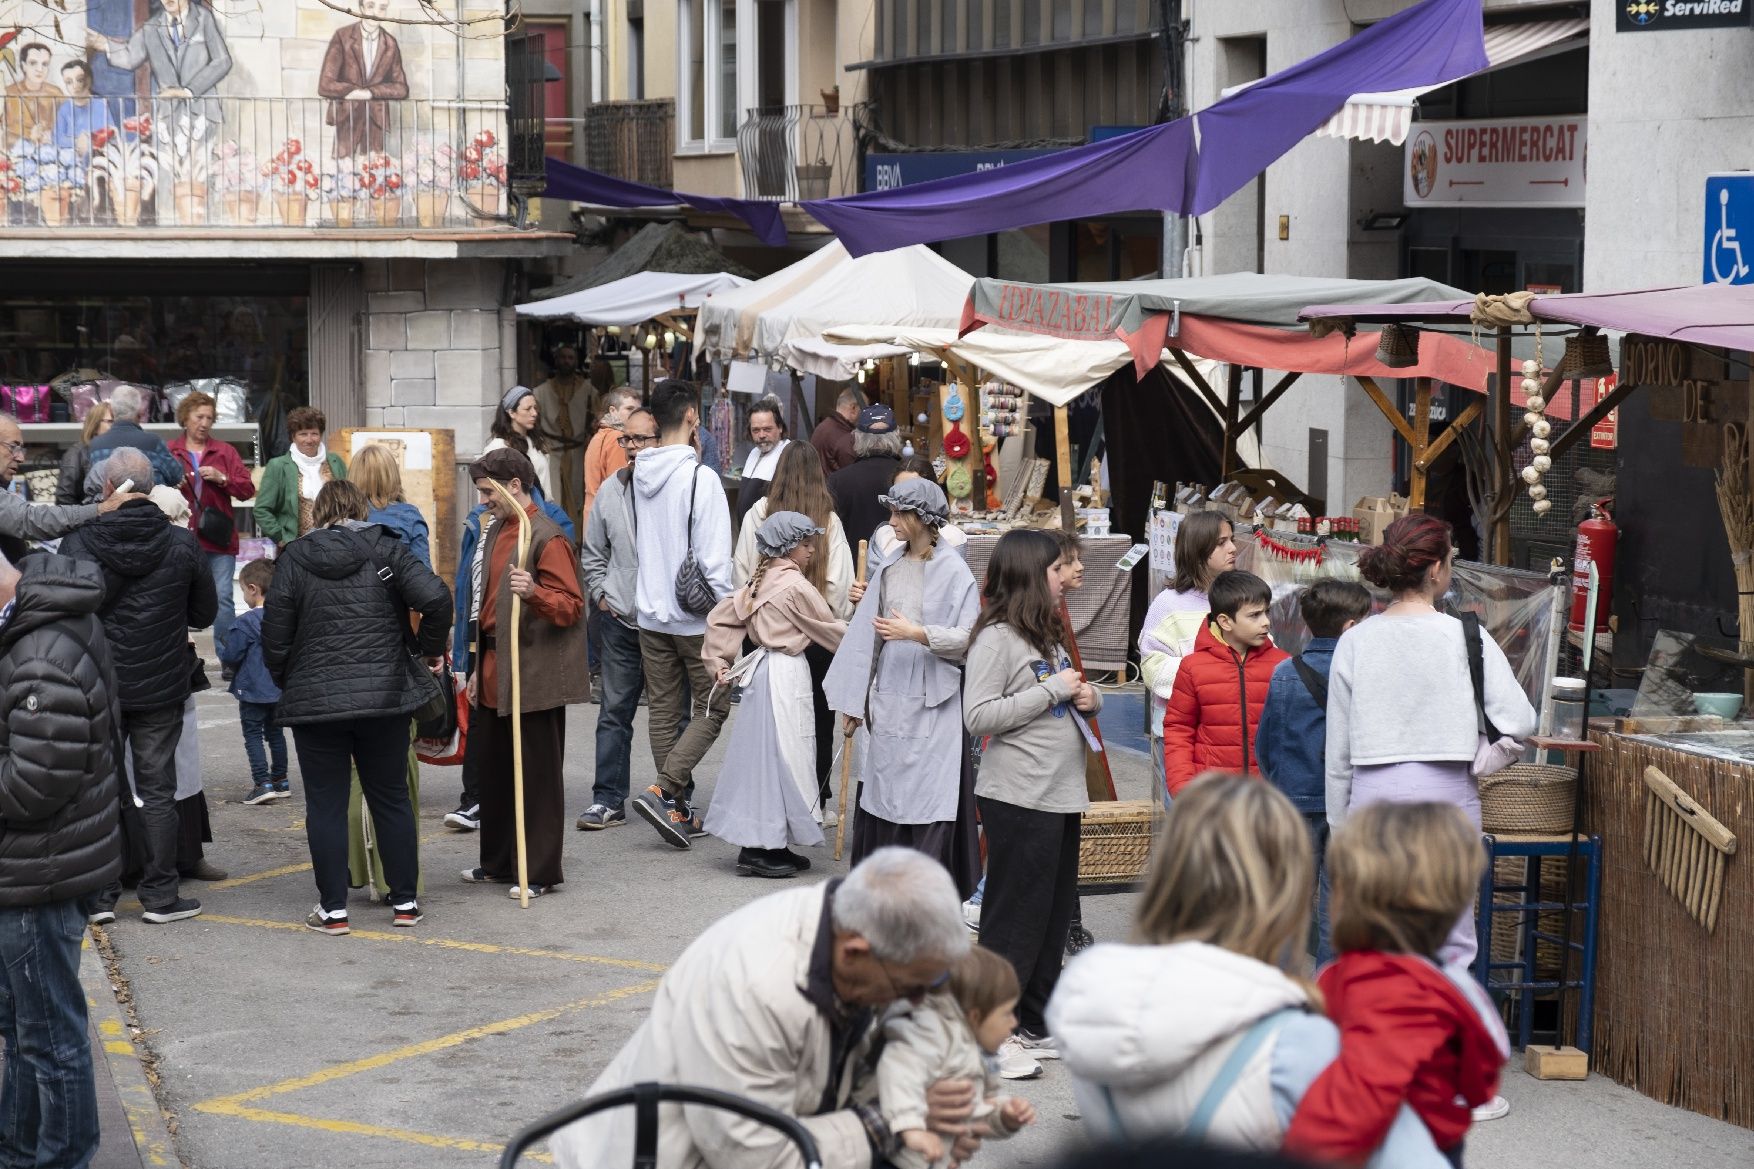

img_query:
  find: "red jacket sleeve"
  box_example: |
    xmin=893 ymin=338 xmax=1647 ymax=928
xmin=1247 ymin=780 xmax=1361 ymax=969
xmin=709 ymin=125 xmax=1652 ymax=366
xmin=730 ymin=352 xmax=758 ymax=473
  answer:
xmin=1162 ymin=661 xmax=1201 ymax=795
xmin=526 ymin=533 xmax=584 ymax=629
xmin=1282 ymin=967 xmax=1456 ymax=1165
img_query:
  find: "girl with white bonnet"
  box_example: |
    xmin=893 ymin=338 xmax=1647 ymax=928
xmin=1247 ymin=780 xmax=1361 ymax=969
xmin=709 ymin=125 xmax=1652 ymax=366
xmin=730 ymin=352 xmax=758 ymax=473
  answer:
xmin=824 ymin=477 xmax=980 ymax=890
xmin=700 ymin=510 xmax=847 ymax=879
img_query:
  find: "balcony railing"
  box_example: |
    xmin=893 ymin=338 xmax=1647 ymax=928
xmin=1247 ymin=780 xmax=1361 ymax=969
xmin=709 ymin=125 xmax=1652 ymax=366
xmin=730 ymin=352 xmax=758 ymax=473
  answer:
xmin=736 ymin=105 xmax=856 ymax=201
xmin=1 ymin=95 xmax=510 ymax=230
xmin=582 ymin=100 xmax=675 ymax=189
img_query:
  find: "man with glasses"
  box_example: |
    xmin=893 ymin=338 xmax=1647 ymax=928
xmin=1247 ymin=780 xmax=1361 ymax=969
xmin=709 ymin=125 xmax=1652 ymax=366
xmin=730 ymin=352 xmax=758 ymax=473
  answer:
xmin=0 ymin=413 xmax=137 ymax=564
xmin=552 ymin=848 xmax=986 ymax=1169
xmin=577 ymin=407 xmax=658 ymax=830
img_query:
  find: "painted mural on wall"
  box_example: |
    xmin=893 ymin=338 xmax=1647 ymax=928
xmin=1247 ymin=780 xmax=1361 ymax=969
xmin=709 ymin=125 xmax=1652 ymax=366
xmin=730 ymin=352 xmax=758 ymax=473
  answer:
xmin=0 ymin=0 xmax=509 ymax=227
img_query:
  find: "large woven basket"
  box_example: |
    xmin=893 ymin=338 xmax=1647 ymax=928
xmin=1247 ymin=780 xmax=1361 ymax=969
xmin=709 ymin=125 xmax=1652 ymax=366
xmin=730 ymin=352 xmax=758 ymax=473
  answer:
xmin=1079 ymin=799 xmax=1155 ymax=887
xmin=1479 ymin=763 xmax=1577 ymax=834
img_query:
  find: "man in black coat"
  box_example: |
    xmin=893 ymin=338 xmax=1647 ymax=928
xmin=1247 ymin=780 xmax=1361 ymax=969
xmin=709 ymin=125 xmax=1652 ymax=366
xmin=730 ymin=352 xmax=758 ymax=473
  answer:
xmin=60 ymin=448 xmax=217 ymax=924
xmin=827 ymin=404 xmax=904 ymax=551
xmin=0 ymin=548 xmax=123 ymax=1168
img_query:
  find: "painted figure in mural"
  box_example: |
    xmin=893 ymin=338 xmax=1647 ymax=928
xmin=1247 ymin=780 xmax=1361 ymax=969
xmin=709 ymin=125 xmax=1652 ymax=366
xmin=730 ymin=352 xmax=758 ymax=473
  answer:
xmin=536 ymin=344 xmax=598 ymax=529
xmin=318 ymin=0 xmax=411 ymax=158
xmin=54 ymin=61 xmax=118 ymax=159
xmin=84 ymin=0 xmax=143 ymax=115
xmin=3 ymin=42 xmax=61 ymax=148
xmin=89 ymin=0 xmax=233 ymax=118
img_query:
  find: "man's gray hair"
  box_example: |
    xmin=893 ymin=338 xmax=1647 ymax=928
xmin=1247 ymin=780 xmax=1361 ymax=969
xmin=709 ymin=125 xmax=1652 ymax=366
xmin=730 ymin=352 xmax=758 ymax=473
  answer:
xmin=98 ymin=448 xmax=152 ymax=493
xmin=831 ymin=847 xmax=970 ymax=964
xmin=108 ymin=384 xmax=144 ymax=423
xmin=836 ymin=386 xmax=866 ymax=412
xmin=601 ymin=386 xmax=641 ymax=418
xmin=854 ymin=430 xmax=903 ymax=460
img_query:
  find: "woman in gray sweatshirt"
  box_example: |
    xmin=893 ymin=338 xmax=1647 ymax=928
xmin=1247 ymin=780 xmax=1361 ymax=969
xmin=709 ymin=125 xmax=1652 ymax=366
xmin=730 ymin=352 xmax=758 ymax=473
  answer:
xmin=1325 ymin=514 xmax=1536 ymax=970
xmin=964 ymin=530 xmax=1101 ymax=1078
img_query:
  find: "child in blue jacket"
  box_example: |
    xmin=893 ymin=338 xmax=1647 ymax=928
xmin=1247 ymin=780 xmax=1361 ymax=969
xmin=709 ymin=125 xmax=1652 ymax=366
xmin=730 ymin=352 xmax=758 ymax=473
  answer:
xmin=219 ymin=558 xmax=287 ymax=806
xmin=1254 ymin=577 xmax=1372 ymax=966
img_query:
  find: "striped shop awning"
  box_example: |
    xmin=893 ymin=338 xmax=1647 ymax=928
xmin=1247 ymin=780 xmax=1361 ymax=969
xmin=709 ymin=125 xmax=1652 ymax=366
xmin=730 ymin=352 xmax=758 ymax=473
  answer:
xmin=1224 ymin=17 xmax=1589 ymax=148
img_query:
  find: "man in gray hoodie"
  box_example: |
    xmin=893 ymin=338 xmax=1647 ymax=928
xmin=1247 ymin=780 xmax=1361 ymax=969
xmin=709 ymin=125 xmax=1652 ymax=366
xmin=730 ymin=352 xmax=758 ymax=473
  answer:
xmin=628 ymin=381 xmax=735 ymax=849
xmin=578 ymin=407 xmax=658 ymax=829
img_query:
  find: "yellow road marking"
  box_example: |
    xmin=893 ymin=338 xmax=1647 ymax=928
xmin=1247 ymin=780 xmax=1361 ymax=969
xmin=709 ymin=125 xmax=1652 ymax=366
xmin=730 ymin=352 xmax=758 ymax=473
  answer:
xmin=207 ymin=861 xmax=313 ymax=890
xmin=104 ymin=1040 xmax=135 ymax=1056
xmin=99 ymin=1018 xmax=124 ymax=1036
xmin=193 ymin=1106 xmax=552 ymax=1163
xmin=199 ymin=913 xmax=668 ymax=971
xmin=192 ymin=981 xmax=656 ymax=1159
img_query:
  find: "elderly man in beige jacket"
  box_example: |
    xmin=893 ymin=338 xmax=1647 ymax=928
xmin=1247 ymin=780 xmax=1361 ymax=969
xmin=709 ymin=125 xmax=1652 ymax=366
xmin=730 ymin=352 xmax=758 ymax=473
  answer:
xmin=551 ymin=848 xmax=981 ymax=1169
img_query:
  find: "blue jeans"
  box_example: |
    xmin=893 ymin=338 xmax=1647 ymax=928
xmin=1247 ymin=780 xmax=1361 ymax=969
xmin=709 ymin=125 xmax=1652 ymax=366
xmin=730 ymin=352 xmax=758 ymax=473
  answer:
xmin=592 ymin=616 xmax=644 ymax=808
xmin=239 ymin=700 xmax=287 ymax=786
xmin=207 ymin=552 xmax=236 ymax=650
xmin=1305 ymin=812 xmax=1333 ymax=968
xmin=0 ymin=898 xmax=98 ymax=1169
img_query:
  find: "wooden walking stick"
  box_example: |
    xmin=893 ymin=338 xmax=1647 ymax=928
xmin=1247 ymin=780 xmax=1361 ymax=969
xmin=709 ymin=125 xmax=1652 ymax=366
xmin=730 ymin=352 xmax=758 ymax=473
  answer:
xmin=1060 ymin=596 xmax=1117 ymax=802
xmin=485 ymin=478 xmax=535 ymax=909
xmin=835 ymin=539 xmax=869 ymax=862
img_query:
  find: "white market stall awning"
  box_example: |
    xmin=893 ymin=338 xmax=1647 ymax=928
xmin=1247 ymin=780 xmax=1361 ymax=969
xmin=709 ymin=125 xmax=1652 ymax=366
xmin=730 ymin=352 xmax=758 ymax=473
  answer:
xmin=515 ymin=270 xmax=750 ymax=326
xmin=696 ymin=244 xmax=852 ymax=363
xmin=1222 ymin=17 xmax=1588 ymax=147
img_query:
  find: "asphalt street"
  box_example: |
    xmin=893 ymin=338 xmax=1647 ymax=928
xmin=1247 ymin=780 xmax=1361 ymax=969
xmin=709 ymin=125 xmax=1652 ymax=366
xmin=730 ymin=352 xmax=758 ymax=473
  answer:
xmin=83 ymin=673 xmax=1754 ymax=1169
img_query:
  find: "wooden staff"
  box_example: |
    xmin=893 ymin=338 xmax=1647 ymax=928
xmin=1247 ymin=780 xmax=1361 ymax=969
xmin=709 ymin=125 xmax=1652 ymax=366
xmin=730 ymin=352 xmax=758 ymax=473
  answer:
xmin=1061 ymin=596 xmax=1117 ymax=802
xmin=836 ymin=539 xmax=869 ymax=861
xmin=484 ymin=478 xmax=534 ymax=909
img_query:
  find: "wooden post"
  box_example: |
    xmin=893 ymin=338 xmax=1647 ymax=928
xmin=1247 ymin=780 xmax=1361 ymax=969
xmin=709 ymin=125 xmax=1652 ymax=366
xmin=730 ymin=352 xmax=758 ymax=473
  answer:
xmin=1408 ymin=378 xmax=1433 ymax=511
xmin=1055 ymin=404 xmax=1075 ymax=529
xmin=835 ymin=540 xmax=868 ymax=862
xmin=1221 ymin=362 xmax=1243 ymax=479
xmin=1491 ymin=328 xmax=1514 ymax=565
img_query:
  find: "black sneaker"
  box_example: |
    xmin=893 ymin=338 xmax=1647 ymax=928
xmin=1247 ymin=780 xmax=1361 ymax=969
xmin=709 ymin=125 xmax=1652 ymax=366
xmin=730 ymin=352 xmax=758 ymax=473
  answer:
xmin=305 ymin=906 xmax=349 ymax=935
xmin=391 ymin=901 xmax=422 ymax=927
xmin=142 ymin=897 xmax=203 ymax=924
xmin=273 ymin=778 xmax=291 ymax=796
xmin=576 ymin=803 xmax=625 ymax=830
xmin=445 ymin=803 xmax=480 ymax=831
xmin=781 ymin=849 xmax=813 ymax=872
xmin=244 ymin=783 xmax=279 ymax=805
xmin=736 ymin=848 xmax=800 ymax=879
xmin=459 ymin=867 xmax=511 ymax=883
xmin=630 ymin=786 xmax=693 ymax=850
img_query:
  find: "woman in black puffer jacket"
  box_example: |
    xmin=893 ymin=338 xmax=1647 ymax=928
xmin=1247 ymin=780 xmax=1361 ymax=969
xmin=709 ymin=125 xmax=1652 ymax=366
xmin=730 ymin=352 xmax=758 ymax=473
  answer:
xmin=262 ymin=480 xmax=452 ymax=935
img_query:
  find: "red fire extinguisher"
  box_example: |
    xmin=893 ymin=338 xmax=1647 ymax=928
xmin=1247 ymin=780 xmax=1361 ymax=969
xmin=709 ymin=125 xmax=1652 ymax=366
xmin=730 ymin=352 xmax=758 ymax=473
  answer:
xmin=1569 ymin=500 xmax=1617 ymax=634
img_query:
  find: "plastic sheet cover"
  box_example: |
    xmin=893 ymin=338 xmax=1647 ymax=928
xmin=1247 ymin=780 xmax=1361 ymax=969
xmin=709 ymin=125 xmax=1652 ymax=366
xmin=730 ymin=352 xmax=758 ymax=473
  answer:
xmin=1235 ymin=531 xmax=1558 ymax=709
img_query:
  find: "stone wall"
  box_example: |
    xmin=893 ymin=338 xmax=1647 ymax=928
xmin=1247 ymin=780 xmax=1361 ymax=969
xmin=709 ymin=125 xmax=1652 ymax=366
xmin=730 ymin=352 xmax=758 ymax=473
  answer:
xmin=360 ymin=258 xmax=513 ymax=459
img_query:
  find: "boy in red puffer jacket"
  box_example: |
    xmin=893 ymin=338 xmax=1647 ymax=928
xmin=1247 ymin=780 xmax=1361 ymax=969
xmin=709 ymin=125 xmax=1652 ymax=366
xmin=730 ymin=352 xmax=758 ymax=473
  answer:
xmin=1284 ymin=801 xmax=1510 ymax=1168
xmin=1162 ymin=570 xmax=1288 ymax=796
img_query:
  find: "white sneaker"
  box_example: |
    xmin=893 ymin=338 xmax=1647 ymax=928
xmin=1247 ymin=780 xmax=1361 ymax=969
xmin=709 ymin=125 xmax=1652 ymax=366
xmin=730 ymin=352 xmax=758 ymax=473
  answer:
xmin=1013 ymin=1029 xmax=1060 ymax=1060
xmin=1471 ymin=1095 xmax=1511 ymax=1122
xmin=996 ymin=1036 xmax=1042 ymax=1080
xmin=822 ymin=808 xmax=839 ymax=829
xmin=961 ymin=898 xmax=981 ymax=933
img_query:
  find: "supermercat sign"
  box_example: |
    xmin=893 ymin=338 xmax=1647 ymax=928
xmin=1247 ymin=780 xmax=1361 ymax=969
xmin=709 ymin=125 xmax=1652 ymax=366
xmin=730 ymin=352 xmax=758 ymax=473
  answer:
xmin=1403 ymin=116 xmax=1586 ymax=208
xmin=1618 ymin=0 xmax=1753 ymax=30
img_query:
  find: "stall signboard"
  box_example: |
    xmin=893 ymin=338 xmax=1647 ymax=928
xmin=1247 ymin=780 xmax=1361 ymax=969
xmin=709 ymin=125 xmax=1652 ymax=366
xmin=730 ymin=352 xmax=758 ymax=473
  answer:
xmin=1590 ymin=374 xmax=1621 ymax=450
xmin=863 ymin=149 xmax=1064 ymax=192
xmin=1620 ymin=335 xmax=1748 ymax=467
xmin=1403 ymin=116 xmax=1586 ymax=208
xmin=1618 ymin=0 xmax=1752 ymax=32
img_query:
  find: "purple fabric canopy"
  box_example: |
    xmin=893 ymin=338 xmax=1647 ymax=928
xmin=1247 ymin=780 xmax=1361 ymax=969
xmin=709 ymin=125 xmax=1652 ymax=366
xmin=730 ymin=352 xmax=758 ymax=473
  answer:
xmin=1299 ymin=283 xmax=1754 ymax=352
xmin=803 ymin=0 xmax=1487 ymax=256
xmin=542 ymin=157 xmax=790 ymax=247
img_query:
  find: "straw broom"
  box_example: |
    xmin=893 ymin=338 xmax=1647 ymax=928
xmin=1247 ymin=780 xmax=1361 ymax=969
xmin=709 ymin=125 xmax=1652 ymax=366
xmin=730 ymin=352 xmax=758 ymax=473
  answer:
xmin=836 ymin=539 xmax=868 ymax=862
xmin=1714 ymin=427 xmax=1754 ymax=706
xmin=484 ymin=478 xmax=534 ymax=909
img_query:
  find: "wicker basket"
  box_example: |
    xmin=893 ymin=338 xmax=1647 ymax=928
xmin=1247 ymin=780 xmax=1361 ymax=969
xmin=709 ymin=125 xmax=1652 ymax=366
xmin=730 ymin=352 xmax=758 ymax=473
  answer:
xmin=1479 ymin=763 xmax=1577 ymax=834
xmin=1079 ymin=799 xmax=1154 ymax=887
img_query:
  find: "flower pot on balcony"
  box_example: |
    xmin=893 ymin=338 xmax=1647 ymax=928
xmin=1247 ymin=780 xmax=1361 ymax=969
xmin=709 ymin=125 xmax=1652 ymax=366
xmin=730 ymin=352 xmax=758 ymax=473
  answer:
xmin=116 ymin=180 xmax=143 ymax=227
xmin=39 ymin=186 xmax=72 ymax=226
xmin=222 ymin=191 xmax=260 ymax=225
xmin=332 ymin=201 xmax=357 ymax=227
xmin=372 ymin=196 xmax=401 ymax=226
xmin=173 ymin=180 xmax=207 ymax=226
xmin=415 ymin=190 xmax=449 ymax=227
xmin=467 ymin=182 xmax=503 ymax=219
xmin=795 ymin=163 xmax=832 ymax=201
xmin=278 ymin=194 xmax=309 ymax=227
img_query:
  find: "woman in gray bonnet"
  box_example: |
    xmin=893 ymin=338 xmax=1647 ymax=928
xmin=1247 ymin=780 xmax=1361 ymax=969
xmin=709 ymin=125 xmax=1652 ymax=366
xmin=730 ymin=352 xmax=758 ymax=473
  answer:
xmin=825 ymin=478 xmax=980 ymax=887
xmin=699 ymin=511 xmax=848 ymax=879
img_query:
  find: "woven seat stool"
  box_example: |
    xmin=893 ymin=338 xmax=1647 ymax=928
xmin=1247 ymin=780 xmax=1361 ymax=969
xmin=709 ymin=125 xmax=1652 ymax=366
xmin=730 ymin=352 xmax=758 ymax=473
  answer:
xmin=1473 ymin=832 xmax=1603 ymax=1054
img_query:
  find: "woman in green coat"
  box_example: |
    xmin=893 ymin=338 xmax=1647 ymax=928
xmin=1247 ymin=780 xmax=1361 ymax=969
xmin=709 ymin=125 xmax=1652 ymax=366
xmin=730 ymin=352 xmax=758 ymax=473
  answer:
xmin=257 ymin=406 xmax=349 ymax=547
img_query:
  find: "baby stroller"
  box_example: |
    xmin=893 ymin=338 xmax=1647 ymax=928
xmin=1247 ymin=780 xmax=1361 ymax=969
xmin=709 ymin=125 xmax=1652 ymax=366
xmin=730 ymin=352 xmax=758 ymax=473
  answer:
xmin=498 ymin=1082 xmax=824 ymax=1169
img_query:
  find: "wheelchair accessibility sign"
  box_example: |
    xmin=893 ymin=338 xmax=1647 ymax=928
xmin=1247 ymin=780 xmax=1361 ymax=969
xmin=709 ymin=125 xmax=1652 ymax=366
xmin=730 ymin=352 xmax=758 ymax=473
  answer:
xmin=1705 ymin=174 xmax=1754 ymax=285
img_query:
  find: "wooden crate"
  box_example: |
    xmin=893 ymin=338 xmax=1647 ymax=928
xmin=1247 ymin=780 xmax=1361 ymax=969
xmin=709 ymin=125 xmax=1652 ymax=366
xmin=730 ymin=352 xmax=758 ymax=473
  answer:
xmin=1079 ymin=799 xmax=1155 ymax=887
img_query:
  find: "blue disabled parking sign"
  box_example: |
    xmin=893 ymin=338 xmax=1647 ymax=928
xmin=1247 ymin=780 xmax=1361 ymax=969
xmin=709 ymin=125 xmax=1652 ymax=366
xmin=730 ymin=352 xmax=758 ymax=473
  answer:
xmin=1705 ymin=174 xmax=1754 ymax=285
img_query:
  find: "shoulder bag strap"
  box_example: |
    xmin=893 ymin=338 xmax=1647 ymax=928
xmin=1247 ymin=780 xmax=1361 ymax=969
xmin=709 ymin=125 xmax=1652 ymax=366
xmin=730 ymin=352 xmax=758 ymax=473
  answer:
xmin=1292 ymin=655 xmax=1328 ymax=708
xmin=1184 ymin=1008 xmax=1304 ymax=1142
xmin=1461 ymin=612 xmax=1501 ymax=740
xmin=685 ymin=466 xmax=699 ymax=554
